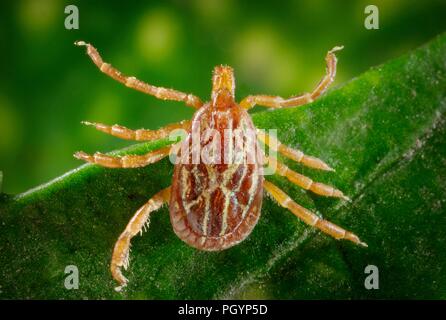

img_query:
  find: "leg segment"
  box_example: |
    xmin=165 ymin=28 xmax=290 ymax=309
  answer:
xmin=82 ymin=120 xmax=191 ymax=141
xmin=264 ymin=180 xmax=366 ymax=247
xmin=111 ymin=187 xmax=171 ymax=290
xmin=266 ymin=157 xmax=349 ymax=200
xmin=75 ymin=41 xmax=203 ymax=108
xmin=74 ymin=145 xmax=171 ymax=168
xmin=258 ymin=130 xmax=334 ymax=171
xmin=240 ymin=46 xmax=342 ymax=109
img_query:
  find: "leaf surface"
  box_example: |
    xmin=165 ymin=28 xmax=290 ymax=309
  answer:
xmin=1 ymin=34 xmax=445 ymax=299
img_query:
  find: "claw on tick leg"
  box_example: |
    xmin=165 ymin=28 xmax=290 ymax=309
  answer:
xmin=74 ymin=40 xmax=87 ymax=47
xmin=111 ymin=263 xmax=129 ymax=292
xmin=330 ymin=45 xmax=344 ymax=53
xmin=73 ymin=151 xmax=89 ymax=160
xmin=81 ymin=120 xmax=95 ymax=126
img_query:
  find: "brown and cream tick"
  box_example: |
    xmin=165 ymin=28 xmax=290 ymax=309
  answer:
xmin=74 ymin=41 xmax=367 ymax=291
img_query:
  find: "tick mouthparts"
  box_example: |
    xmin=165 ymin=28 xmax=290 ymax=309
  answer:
xmin=212 ymin=65 xmax=235 ymax=98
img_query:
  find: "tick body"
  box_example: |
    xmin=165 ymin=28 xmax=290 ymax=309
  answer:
xmin=170 ymin=67 xmax=263 ymax=250
xmin=74 ymin=41 xmax=367 ymax=291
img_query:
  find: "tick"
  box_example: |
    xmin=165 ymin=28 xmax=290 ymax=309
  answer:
xmin=74 ymin=41 xmax=367 ymax=291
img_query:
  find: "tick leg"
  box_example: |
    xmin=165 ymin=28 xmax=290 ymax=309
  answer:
xmin=82 ymin=120 xmax=191 ymax=141
xmin=264 ymin=180 xmax=366 ymax=247
xmin=111 ymin=187 xmax=171 ymax=291
xmin=240 ymin=46 xmax=342 ymax=109
xmin=258 ymin=130 xmax=334 ymax=171
xmin=266 ymin=157 xmax=349 ymax=201
xmin=75 ymin=41 xmax=203 ymax=108
xmin=74 ymin=145 xmax=171 ymax=168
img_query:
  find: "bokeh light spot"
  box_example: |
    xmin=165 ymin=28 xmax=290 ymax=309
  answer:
xmin=17 ymin=0 xmax=59 ymax=34
xmin=192 ymin=0 xmax=233 ymax=22
xmin=0 ymin=96 xmax=22 ymax=153
xmin=135 ymin=8 xmax=180 ymax=63
xmin=233 ymin=25 xmax=302 ymax=93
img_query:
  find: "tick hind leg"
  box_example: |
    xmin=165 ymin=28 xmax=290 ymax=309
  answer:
xmin=241 ymin=46 xmax=342 ymax=109
xmin=258 ymin=130 xmax=334 ymax=171
xmin=111 ymin=187 xmax=171 ymax=291
xmin=75 ymin=41 xmax=203 ymax=108
xmin=82 ymin=120 xmax=191 ymax=141
xmin=74 ymin=145 xmax=172 ymax=168
xmin=264 ymin=180 xmax=366 ymax=247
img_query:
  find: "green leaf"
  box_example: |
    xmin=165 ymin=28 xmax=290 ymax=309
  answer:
xmin=1 ymin=33 xmax=446 ymax=299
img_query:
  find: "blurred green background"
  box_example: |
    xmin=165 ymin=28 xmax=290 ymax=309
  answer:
xmin=0 ymin=0 xmax=445 ymax=194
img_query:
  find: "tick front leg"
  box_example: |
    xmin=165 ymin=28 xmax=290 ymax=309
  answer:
xmin=240 ymin=46 xmax=342 ymax=109
xmin=74 ymin=145 xmax=171 ymax=168
xmin=258 ymin=130 xmax=334 ymax=171
xmin=111 ymin=187 xmax=171 ymax=291
xmin=264 ymin=180 xmax=366 ymax=247
xmin=266 ymin=157 xmax=349 ymax=200
xmin=75 ymin=41 xmax=203 ymax=108
xmin=82 ymin=120 xmax=191 ymax=141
